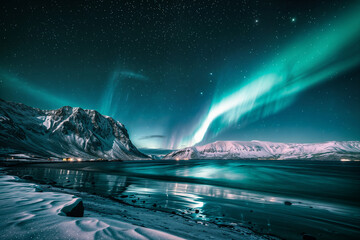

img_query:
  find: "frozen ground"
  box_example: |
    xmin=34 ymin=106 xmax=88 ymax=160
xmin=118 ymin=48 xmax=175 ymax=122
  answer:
xmin=0 ymin=172 xmax=277 ymax=240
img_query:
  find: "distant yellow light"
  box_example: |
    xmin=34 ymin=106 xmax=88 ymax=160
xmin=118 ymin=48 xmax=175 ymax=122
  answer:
xmin=77 ymin=158 xmax=82 ymax=161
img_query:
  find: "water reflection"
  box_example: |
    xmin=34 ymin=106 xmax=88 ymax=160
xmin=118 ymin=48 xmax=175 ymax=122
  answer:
xmin=10 ymin=167 xmax=131 ymax=197
xmin=7 ymin=160 xmax=360 ymax=240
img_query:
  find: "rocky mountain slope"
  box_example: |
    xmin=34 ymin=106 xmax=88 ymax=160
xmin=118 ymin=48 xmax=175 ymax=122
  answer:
xmin=0 ymin=99 xmax=149 ymax=160
xmin=164 ymin=140 xmax=360 ymax=160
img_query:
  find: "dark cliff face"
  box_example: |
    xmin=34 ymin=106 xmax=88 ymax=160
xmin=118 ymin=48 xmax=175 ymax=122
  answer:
xmin=0 ymin=99 xmax=149 ymax=160
xmin=0 ymin=113 xmax=26 ymax=140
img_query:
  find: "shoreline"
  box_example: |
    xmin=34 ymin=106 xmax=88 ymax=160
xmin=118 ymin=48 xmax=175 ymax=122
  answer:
xmin=0 ymin=169 xmax=279 ymax=240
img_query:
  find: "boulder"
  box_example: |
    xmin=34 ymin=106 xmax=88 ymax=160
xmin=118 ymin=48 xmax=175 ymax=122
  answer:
xmin=58 ymin=198 xmax=84 ymax=217
xmin=34 ymin=185 xmax=43 ymax=192
xmin=22 ymin=175 xmax=33 ymax=180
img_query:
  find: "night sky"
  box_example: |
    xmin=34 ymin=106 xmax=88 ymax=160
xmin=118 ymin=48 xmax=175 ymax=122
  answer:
xmin=1 ymin=0 xmax=359 ymax=149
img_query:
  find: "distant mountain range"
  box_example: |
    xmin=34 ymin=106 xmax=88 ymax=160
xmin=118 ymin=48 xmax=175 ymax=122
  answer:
xmin=1 ymin=99 xmax=359 ymax=161
xmin=0 ymin=99 xmax=149 ymax=160
xmin=164 ymin=140 xmax=360 ymax=160
xmin=138 ymin=148 xmax=174 ymax=160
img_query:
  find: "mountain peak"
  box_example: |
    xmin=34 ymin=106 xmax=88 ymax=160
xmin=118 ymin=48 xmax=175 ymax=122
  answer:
xmin=0 ymin=99 xmax=149 ymax=160
xmin=164 ymin=140 xmax=360 ymax=160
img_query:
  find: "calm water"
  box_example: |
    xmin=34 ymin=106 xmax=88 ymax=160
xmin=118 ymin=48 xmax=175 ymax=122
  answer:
xmin=6 ymin=160 xmax=360 ymax=240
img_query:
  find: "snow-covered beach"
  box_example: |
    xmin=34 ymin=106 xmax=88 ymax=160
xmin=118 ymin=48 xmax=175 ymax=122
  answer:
xmin=0 ymin=172 xmax=276 ymax=240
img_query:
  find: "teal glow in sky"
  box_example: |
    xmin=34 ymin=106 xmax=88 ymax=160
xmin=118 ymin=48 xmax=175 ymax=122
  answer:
xmin=0 ymin=71 xmax=72 ymax=108
xmin=177 ymin=4 xmax=360 ymax=148
xmin=1 ymin=1 xmax=359 ymax=150
xmin=101 ymin=70 xmax=148 ymax=117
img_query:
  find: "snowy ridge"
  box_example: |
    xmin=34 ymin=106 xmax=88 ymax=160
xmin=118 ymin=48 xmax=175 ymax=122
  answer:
xmin=0 ymin=99 xmax=149 ymax=160
xmin=164 ymin=140 xmax=360 ymax=160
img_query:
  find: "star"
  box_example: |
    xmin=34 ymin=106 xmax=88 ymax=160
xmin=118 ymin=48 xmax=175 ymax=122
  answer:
xmin=291 ymin=17 xmax=296 ymax=22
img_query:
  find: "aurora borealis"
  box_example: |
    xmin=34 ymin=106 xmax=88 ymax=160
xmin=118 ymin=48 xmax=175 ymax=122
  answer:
xmin=1 ymin=1 xmax=359 ymax=149
xmin=181 ymin=4 xmax=360 ymax=147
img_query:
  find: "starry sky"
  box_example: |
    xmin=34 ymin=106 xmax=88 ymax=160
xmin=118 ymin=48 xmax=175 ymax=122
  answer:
xmin=0 ymin=0 xmax=359 ymax=149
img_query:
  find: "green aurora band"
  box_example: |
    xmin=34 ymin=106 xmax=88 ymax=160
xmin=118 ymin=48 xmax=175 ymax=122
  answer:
xmin=101 ymin=70 xmax=148 ymax=117
xmin=180 ymin=4 xmax=360 ymax=148
xmin=0 ymin=72 xmax=72 ymax=108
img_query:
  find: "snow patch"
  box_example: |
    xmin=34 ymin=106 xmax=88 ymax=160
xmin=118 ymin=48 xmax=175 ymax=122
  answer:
xmin=165 ymin=140 xmax=360 ymax=160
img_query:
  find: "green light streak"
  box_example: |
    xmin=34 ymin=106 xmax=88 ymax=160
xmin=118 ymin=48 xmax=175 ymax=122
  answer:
xmin=181 ymin=4 xmax=360 ymax=147
xmin=0 ymin=72 xmax=72 ymax=107
xmin=101 ymin=70 xmax=148 ymax=116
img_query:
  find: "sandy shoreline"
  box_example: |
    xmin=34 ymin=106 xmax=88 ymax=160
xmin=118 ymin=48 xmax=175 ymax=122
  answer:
xmin=0 ymin=171 xmax=278 ymax=240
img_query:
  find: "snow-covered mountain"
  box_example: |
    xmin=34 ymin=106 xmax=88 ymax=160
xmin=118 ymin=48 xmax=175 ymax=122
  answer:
xmin=0 ymin=99 xmax=150 ymax=160
xmin=164 ymin=140 xmax=360 ymax=160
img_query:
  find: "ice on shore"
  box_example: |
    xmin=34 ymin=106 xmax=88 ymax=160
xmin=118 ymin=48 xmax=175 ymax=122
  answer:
xmin=0 ymin=174 xmax=184 ymax=240
xmin=0 ymin=173 xmax=277 ymax=240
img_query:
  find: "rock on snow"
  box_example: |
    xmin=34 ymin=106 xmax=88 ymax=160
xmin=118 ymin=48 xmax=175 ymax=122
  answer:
xmin=58 ymin=198 xmax=84 ymax=217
